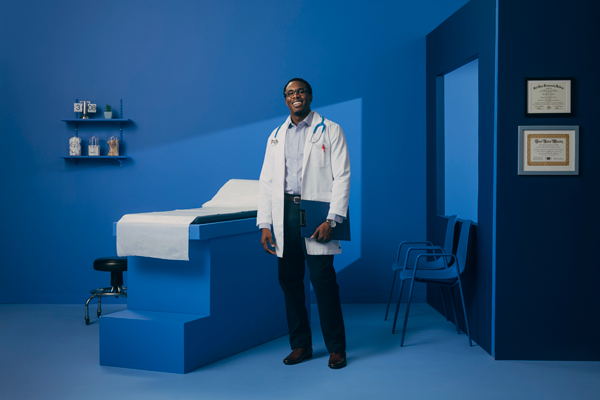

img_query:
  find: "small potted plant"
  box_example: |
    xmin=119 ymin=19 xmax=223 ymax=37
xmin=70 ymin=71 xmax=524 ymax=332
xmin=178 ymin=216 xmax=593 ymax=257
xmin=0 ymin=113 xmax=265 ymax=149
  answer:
xmin=104 ymin=104 xmax=113 ymax=119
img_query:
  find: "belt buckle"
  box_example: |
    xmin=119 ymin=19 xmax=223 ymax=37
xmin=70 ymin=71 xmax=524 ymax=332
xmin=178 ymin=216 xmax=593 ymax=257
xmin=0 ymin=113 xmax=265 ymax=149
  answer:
xmin=293 ymin=196 xmax=301 ymax=204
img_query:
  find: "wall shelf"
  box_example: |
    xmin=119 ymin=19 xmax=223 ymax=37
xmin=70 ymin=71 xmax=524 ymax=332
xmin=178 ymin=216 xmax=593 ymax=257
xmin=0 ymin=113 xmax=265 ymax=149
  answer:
xmin=61 ymin=119 xmax=132 ymax=122
xmin=62 ymin=99 xmax=132 ymax=166
xmin=60 ymin=156 xmax=131 ymax=166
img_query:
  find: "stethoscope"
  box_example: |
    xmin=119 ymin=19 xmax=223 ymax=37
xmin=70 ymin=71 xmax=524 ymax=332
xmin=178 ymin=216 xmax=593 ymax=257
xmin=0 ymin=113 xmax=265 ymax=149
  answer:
xmin=271 ymin=116 xmax=325 ymax=146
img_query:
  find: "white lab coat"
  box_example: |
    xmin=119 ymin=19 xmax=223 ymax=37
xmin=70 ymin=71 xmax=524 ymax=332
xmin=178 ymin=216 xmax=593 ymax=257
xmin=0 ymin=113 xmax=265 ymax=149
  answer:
xmin=257 ymin=111 xmax=351 ymax=257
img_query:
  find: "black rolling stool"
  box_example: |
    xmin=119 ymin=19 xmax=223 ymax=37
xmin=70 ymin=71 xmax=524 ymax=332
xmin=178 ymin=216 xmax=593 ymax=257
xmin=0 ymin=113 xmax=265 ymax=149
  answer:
xmin=85 ymin=257 xmax=127 ymax=325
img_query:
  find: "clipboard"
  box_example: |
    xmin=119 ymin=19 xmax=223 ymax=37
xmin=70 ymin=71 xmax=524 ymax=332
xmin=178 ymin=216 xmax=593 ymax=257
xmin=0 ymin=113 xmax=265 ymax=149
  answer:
xmin=299 ymin=199 xmax=351 ymax=241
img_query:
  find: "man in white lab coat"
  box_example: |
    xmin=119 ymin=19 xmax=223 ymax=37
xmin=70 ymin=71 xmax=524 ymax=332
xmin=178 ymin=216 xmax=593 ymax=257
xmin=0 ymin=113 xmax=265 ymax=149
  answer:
xmin=257 ymin=78 xmax=351 ymax=369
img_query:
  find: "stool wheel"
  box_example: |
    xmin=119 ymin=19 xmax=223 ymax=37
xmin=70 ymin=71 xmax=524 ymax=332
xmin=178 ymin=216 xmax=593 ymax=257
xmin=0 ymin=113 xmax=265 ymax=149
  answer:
xmin=85 ymin=317 xmax=90 ymax=325
xmin=97 ymin=310 xmax=101 ymax=317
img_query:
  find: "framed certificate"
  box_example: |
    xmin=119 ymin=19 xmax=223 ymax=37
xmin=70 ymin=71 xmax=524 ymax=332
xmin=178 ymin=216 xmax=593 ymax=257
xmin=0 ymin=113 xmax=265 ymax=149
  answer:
xmin=525 ymin=78 xmax=573 ymax=115
xmin=518 ymin=126 xmax=579 ymax=175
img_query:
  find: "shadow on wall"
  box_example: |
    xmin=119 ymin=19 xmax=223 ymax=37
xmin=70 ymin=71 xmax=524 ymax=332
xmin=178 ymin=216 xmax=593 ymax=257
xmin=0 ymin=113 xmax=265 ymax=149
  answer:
xmin=120 ymin=98 xmax=363 ymax=268
xmin=314 ymin=98 xmax=362 ymax=272
xmin=0 ymin=98 xmax=362 ymax=305
xmin=134 ymin=98 xmax=364 ymax=304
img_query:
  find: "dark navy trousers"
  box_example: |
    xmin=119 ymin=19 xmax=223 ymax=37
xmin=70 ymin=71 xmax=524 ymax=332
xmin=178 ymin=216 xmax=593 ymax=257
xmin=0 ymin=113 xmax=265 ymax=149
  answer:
xmin=277 ymin=200 xmax=346 ymax=353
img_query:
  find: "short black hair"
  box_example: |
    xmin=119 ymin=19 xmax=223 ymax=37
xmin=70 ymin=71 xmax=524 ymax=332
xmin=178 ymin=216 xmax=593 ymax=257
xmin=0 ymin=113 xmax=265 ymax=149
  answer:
xmin=283 ymin=78 xmax=312 ymax=97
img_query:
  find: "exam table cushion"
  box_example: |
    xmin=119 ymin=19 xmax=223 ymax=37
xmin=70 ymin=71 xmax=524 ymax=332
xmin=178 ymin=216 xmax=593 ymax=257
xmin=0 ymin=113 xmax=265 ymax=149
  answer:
xmin=201 ymin=179 xmax=259 ymax=209
xmin=191 ymin=210 xmax=257 ymax=224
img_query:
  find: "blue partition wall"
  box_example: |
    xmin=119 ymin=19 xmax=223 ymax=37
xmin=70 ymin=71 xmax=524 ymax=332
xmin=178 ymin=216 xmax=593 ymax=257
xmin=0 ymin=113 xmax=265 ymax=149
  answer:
xmin=494 ymin=0 xmax=600 ymax=360
xmin=426 ymin=0 xmax=496 ymax=356
xmin=427 ymin=0 xmax=600 ymax=360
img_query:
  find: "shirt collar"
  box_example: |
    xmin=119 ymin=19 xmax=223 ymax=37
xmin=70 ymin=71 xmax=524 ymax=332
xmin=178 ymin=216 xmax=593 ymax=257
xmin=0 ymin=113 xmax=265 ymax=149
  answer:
xmin=288 ymin=110 xmax=314 ymax=129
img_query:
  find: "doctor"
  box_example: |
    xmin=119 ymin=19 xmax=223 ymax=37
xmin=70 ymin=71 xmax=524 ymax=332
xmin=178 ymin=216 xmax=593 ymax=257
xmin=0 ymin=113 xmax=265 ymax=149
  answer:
xmin=257 ymin=78 xmax=351 ymax=369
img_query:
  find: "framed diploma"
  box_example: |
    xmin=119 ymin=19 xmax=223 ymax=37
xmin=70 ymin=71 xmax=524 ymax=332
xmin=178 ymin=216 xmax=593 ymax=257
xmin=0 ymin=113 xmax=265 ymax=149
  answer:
xmin=525 ymin=78 xmax=573 ymax=115
xmin=518 ymin=126 xmax=579 ymax=175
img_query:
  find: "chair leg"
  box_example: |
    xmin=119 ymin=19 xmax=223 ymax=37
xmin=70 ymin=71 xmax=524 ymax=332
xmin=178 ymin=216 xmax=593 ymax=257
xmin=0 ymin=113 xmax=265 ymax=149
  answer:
xmin=385 ymin=270 xmax=398 ymax=321
xmin=440 ymin=285 xmax=449 ymax=321
xmin=391 ymin=279 xmax=406 ymax=334
xmin=449 ymin=288 xmax=460 ymax=333
xmin=456 ymin=275 xmax=472 ymax=346
xmin=400 ymin=276 xmax=418 ymax=347
xmin=85 ymin=294 xmax=96 ymax=325
xmin=97 ymin=297 xmax=102 ymax=318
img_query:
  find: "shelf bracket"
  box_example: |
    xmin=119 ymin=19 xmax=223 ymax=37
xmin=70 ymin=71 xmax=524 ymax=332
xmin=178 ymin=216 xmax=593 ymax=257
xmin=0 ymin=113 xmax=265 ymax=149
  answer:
xmin=118 ymin=122 xmax=124 ymax=142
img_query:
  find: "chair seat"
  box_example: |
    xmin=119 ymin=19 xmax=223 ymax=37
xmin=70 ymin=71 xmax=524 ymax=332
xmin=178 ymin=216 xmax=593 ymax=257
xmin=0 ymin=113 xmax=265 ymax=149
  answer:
xmin=392 ymin=258 xmax=446 ymax=272
xmin=93 ymin=257 xmax=127 ymax=272
xmin=399 ymin=265 xmax=458 ymax=283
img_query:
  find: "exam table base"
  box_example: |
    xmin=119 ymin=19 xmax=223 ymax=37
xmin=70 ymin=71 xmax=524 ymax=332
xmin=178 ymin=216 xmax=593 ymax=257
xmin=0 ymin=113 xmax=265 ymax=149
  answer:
xmin=100 ymin=228 xmax=302 ymax=373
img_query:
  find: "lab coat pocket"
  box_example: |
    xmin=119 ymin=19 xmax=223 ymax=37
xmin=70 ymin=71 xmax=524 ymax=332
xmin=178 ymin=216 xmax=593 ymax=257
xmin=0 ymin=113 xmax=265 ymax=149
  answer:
xmin=313 ymin=143 xmax=331 ymax=168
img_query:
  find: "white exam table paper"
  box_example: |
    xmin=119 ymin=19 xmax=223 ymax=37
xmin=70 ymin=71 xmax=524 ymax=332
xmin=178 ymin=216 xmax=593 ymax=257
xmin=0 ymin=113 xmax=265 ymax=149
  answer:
xmin=116 ymin=179 xmax=259 ymax=261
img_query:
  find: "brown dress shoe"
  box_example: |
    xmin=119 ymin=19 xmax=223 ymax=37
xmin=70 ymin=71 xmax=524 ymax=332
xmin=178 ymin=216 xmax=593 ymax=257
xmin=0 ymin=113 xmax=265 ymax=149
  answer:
xmin=283 ymin=347 xmax=313 ymax=365
xmin=328 ymin=351 xmax=347 ymax=369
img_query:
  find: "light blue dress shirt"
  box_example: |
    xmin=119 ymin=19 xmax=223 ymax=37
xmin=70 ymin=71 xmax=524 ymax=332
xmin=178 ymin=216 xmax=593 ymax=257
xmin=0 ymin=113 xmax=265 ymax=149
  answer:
xmin=284 ymin=111 xmax=312 ymax=196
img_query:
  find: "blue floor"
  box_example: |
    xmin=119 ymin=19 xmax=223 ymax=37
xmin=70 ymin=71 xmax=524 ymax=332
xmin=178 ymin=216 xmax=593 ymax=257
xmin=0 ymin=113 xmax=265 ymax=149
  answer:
xmin=1 ymin=303 xmax=599 ymax=400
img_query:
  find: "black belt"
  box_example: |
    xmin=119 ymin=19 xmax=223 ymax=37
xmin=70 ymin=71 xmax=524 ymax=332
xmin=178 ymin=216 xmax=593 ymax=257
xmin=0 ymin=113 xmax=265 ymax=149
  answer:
xmin=284 ymin=194 xmax=301 ymax=204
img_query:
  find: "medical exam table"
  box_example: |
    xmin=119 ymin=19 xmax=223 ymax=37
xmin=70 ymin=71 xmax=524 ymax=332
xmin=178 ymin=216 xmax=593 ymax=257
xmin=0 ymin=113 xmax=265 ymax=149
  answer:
xmin=101 ymin=181 xmax=309 ymax=373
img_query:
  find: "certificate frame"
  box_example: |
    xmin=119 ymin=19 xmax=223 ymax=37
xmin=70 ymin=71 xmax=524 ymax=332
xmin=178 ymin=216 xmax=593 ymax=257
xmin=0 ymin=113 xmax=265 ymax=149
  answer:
xmin=525 ymin=78 xmax=573 ymax=116
xmin=518 ymin=126 xmax=579 ymax=175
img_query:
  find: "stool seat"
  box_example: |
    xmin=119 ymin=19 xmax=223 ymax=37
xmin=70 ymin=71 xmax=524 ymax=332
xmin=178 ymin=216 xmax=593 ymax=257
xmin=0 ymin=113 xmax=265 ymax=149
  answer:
xmin=94 ymin=257 xmax=127 ymax=272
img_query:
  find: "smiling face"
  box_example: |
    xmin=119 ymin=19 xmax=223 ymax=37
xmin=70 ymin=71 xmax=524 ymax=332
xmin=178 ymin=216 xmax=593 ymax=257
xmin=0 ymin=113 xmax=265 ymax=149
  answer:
xmin=284 ymin=80 xmax=312 ymax=123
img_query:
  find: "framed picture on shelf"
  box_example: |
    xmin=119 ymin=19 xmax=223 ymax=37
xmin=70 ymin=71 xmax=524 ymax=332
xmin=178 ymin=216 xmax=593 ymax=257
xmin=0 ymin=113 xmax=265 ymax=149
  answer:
xmin=525 ymin=78 xmax=573 ymax=116
xmin=518 ymin=126 xmax=579 ymax=175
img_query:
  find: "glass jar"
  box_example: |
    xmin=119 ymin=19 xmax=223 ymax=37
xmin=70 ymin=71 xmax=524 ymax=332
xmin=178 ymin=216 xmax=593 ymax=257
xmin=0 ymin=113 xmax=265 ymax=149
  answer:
xmin=69 ymin=136 xmax=81 ymax=156
xmin=107 ymin=136 xmax=119 ymax=156
xmin=88 ymin=136 xmax=100 ymax=156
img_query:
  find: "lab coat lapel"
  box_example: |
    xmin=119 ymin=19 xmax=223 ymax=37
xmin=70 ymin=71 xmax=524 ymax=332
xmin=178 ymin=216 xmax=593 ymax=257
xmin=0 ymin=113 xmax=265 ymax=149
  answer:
xmin=275 ymin=116 xmax=291 ymax=172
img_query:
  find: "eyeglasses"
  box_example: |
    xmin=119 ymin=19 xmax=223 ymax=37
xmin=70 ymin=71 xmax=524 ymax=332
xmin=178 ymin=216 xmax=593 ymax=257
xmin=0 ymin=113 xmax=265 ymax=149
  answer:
xmin=284 ymin=88 xmax=310 ymax=97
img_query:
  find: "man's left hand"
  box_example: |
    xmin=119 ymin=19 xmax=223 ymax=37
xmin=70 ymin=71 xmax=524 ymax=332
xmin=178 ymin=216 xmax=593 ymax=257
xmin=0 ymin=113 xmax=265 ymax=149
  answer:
xmin=311 ymin=221 xmax=333 ymax=243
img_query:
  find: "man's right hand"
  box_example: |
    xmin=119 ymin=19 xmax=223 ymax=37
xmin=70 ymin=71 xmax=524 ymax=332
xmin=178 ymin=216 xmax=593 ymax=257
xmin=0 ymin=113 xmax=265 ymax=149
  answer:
xmin=261 ymin=228 xmax=276 ymax=255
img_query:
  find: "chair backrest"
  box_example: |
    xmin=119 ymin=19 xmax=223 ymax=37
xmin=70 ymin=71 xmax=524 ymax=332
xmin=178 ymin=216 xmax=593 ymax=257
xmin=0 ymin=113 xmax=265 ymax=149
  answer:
xmin=455 ymin=220 xmax=473 ymax=274
xmin=442 ymin=215 xmax=458 ymax=253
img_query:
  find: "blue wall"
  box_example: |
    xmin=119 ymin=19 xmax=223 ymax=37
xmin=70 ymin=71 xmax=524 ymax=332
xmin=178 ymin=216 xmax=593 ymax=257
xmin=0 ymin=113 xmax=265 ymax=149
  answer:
xmin=444 ymin=59 xmax=479 ymax=222
xmin=0 ymin=0 xmax=469 ymax=303
xmin=495 ymin=0 xmax=600 ymax=360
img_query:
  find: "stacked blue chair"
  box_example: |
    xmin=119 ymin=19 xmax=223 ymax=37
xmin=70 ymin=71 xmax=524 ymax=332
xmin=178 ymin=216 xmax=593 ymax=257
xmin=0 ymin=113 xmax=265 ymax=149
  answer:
xmin=385 ymin=215 xmax=458 ymax=323
xmin=391 ymin=220 xmax=473 ymax=347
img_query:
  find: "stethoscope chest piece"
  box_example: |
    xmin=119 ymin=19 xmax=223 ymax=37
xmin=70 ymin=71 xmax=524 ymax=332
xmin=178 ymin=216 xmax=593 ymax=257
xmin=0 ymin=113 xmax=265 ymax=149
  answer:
xmin=271 ymin=122 xmax=284 ymax=146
